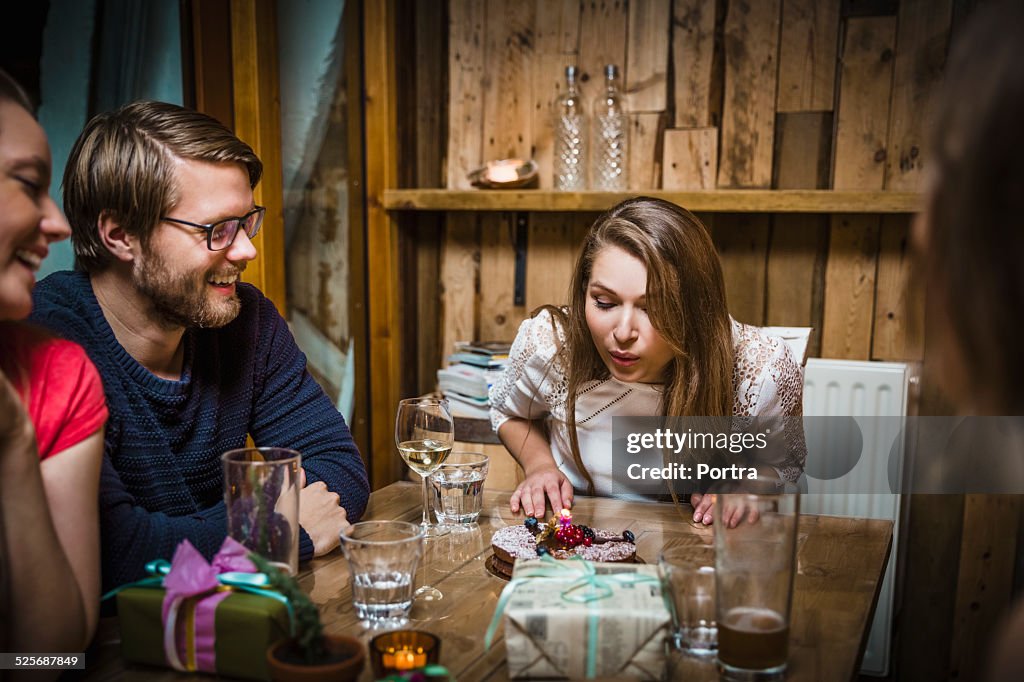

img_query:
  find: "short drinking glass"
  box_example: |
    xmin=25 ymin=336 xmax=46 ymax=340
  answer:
xmin=430 ymin=451 xmax=489 ymax=528
xmin=341 ymin=521 xmax=425 ymax=630
xmin=659 ymin=545 xmax=717 ymax=656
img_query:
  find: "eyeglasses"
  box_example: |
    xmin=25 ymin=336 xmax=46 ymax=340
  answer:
xmin=161 ymin=206 xmax=266 ymax=251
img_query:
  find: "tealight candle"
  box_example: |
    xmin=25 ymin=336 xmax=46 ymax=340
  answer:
xmin=381 ymin=647 xmax=425 ymax=670
xmin=370 ymin=630 xmax=441 ymax=677
xmin=486 ymin=163 xmax=519 ymax=184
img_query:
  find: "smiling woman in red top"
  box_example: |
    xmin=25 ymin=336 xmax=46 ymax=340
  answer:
xmin=0 ymin=68 xmax=107 ymax=656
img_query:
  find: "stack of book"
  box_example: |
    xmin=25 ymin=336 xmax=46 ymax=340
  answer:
xmin=437 ymin=341 xmax=511 ymax=419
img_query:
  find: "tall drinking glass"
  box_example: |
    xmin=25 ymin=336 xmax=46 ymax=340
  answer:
xmin=222 ymin=447 xmax=301 ymax=575
xmin=714 ymin=493 xmax=799 ymax=681
xmin=395 ymin=397 xmax=454 ymax=602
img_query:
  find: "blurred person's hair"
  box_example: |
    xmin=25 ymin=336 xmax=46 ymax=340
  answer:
xmin=63 ymin=101 xmax=263 ymax=273
xmin=923 ymin=1 xmax=1024 ymax=412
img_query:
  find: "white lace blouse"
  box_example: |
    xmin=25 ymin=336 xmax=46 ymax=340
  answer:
xmin=489 ymin=308 xmax=806 ymax=496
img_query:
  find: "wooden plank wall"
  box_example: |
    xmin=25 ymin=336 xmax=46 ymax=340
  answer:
xmin=435 ymin=0 xmax=945 ymax=364
xmin=390 ymin=2 xmax=1018 ymax=679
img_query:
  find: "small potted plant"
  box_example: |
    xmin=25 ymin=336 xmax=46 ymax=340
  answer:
xmin=252 ymin=554 xmax=365 ymax=681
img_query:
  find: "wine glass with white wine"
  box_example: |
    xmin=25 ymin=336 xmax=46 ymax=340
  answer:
xmin=395 ymin=397 xmax=453 ymax=602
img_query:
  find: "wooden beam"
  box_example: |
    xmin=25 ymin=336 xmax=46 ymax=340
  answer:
xmin=672 ymin=0 xmax=718 ymax=128
xmin=772 ymin=112 xmax=833 ymax=190
xmin=821 ymin=214 xmax=880 ymax=359
xmin=440 ymin=213 xmax=480 ymax=368
xmin=382 ymin=189 xmax=921 ymax=213
xmin=717 ymin=0 xmax=782 ymax=188
xmin=625 ymin=0 xmax=670 ymax=112
xmin=364 ymin=0 xmax=403 ymax=488
xmin=530 ymin=0 xmax=581 ymax=190
xmin=187 ymin=0 xmax=234 ymax=128
xmin=478 ymin=213 xmax=523 ymax=342
xmin=229 ymin=0 xmax=286 ymax=312
xmin=446 ymin=0 xmax=486 ymax=188
xmin=713 ymin=214 xmax=770 ymax=326
xmin=481 ymin=0 xmax=535 ymax=164
xmin=347 ymin=0 xmax=371 ymax=465
xmin=776 ymin=0 xmax=840 ymax=112
xmin=524 ymin=213 xmax=590 ymax=312
xmin=832 ymin=16 xmax=896 ymax=191
xmin=950 ymin=495 xmax=1022 ymax=679
xmin=627 ymin=112 xmax=667 ymax=190
xmin=662 ymin=128 xmax=719 ymax=191
xmin=578 ymin=0 xmax=628 ymax=92
xmin=822 ymin=16 xmax=896 ymax=360
xmin=884 ymin=0 xmax=953 ymax=191
xmin=872 ymin=214 xmax=925 ymax=361
xmin=769 ymin=111 xmax=831 ymax=357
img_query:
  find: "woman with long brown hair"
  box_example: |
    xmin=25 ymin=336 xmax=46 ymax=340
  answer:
xmin=490 ymin=197 xmax=805 ymax=522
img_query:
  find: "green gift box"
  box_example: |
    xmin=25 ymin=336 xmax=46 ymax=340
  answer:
xmin=117 ymin=586 xmax=290 ymax=680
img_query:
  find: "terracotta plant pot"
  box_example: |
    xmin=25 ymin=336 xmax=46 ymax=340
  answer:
xmin=266 ymin=634 xmax=365 ymax=682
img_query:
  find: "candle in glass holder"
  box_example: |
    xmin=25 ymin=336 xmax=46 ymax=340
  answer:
xmin=370 ymin=630 xmax=441 ymax=677
xmin=381 ymin=647 xmax=426 ymax=670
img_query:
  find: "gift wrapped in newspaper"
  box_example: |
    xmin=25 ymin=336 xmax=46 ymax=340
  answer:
xmin=112 ymin=538 xmax=292 ymax=681
xmin=485 ymin=556 xmax=671 ymax=680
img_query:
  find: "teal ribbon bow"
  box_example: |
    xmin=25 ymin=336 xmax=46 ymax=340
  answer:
xmin=102 ymin=558 xmax=297 ymax=636
xmin=484 ymin=555 xmax=660 ymax=679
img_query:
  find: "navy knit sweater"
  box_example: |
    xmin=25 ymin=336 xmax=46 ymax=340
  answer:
xmin=30 ymin=271 xmax=370 ymax=592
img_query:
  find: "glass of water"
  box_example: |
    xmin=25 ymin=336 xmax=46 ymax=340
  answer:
xmin=659 ymin=545 xmax=717 ymax=657
xmin=341 ymin=521 xmax=425 ymax=630
xmin=429 ymin=451 xmax=489 ymax=529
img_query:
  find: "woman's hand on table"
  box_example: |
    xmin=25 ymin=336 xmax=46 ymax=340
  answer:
xmin=693 ymin=492 xmax=762 ymax=528
xmin=689 ymin=492 xmax=715 ymax=525
xmin=510 ymin=465 xmax=573 ymax=518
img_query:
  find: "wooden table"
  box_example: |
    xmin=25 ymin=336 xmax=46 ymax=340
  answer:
xmin=85 ymin=482 xmax=892 ymax=681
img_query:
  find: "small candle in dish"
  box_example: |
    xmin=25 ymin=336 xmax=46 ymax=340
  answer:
xmin=467 ymin=158 xmax=539 ymax=188
xmin=486 ymin=162 xmax=519 ymax=184
xmin=370 ymin=630 xmax=441 ymax=676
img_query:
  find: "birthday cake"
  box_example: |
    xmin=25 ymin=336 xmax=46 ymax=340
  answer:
xmin=489 ymin=510 xmax=638 ymax=579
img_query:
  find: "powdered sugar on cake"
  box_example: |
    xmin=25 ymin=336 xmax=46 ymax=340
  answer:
xmin=491 ymin=525 xmax=636 ymax=562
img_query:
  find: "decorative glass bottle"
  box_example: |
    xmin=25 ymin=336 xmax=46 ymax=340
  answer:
xmin=592 ymin=64 xmax=628 ymax=191
xmin=553 ymin=65 xmax=587 ymax=190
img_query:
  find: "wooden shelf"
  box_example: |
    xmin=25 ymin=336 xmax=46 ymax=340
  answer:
xmin=382 ymin=189 xmax=921 ymax=213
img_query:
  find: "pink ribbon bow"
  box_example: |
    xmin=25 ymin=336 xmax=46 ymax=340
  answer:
xmin=161 ymin=538 xmax=257 ymax=673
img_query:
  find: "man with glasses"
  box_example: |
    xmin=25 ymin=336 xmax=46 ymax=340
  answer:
xmin=29 ymin=101 xmax=369 ymax=591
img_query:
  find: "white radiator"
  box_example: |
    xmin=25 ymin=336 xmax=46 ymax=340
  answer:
xmin=801 ymin=358 xmax=909 ymax=677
